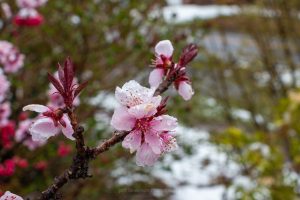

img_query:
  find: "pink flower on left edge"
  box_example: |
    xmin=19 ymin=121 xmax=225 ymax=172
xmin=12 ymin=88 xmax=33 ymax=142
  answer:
xmin=111 ymin=81 xmax=178 ymax=167
xmin=0 ymin=191 xmax=23 ymax=200
xmin=22 ymin=104 xmax=74 ymax=142
xmin=0 ymin=102 xmax=11 ymax=125
xmin=0 ymin=41 xmax=25 ymax=74
xmin=0 ymin=70 xmax=10 ymax=103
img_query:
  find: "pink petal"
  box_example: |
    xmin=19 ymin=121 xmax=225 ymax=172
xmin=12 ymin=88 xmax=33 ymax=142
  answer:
xmin=111 ymin=106 xmax=135 ymax=131
xmin=145 ymin=131 xmax=162 ymax=154
xmin=178 ymin=81 xmax=194 ymax=101
xmin=128 ymin=103 xmax=157 ymax=119
xmin=160 ymin=132 xmax=178 ymax=153
xmin=60 ymin=115 xmax=75 ymax=140
xmin=30 ymin=117 xmax=59 ymax=142
xmin=23 ymin=104 xmax=49 ymax=113
xmin=0 ymin=191 xmax=23 ymax=200
xmin=151 ymin=115 xmax=178 ymax=132
xmin=136 ymin=143 xmax=160 ymax=167
xmin=155 ymin=40 xmax=174 ymax=57
xmin=122 ymin=130 xmax=142 ymax=153
xmin=149 ymin=68 xmax=164 ymax=88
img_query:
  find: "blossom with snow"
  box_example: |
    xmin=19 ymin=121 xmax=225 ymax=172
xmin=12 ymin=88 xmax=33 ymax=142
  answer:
xmin=0 ymin=41 xmax=24 ymax=73
xmin=22 ymin=104 xmax=74 ymax=142
xmin=15 ymin=119 xmax=45 ymax=150
xmin=0 ymin=191 xmax=23 ymax=200
xmin=149 ymin=40 xmax=198 ymax=101
xmin=111 ymin=80 xmax=178 ymax=166
xmin=0 ymin=102 xmax=11 ymax=125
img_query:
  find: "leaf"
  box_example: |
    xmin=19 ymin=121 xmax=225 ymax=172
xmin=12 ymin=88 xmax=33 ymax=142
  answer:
xmin=64 ymin=57 xmax=74 ymax=90
xmin=73 ymin=81 xmax=88 ymax=98
xmin=57 ymin=63 xmax=66 ymax=89
xmin=47 ymin=73 xmax=64 ymax=94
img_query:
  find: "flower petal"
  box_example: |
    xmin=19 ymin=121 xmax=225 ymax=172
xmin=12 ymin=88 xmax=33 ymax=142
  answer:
xmin=128 ymin=103 xmax=157 ymax=119
xmin=160 ymin=132 xmax=178 ymax=153
xmin=149 ymin=69 xmax=164 ymax=88
xmin=145 ymin=131 xmax=162 ymax=154
xmin=122 ymin=130 xmax=142 ymax=153
xmin=60 ymin=114 xmax=75 ymax=140
xmin=0 ymin=191 xmax=23 ymax=200
xmin=151 ymin=115 xmax=178 ymax=132
xmin=30 ymin=117 xmax=59 ymax=142
xmin=155 ymin=40 xmax=174 ymax=57
xmin=136 ymin=143 xmax=160 ymax=167
xmin=178 ymin=81 xmax=194 ymax=101
xmin=111 ymin=106 xmax=135 ymax=131
xmin=23 ymin=104 xmax=49 ymax=113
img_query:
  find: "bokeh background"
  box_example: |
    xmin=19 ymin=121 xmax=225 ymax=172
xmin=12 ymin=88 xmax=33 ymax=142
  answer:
xmin=2 ymin=0 xmax=300 ymax=199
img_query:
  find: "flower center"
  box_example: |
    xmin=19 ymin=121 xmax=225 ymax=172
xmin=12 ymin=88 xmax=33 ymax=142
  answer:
xmin=135 ymin=118 xmax=150 ymax=133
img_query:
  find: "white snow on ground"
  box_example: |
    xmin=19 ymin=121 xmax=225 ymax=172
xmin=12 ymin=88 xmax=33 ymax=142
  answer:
xmin=163 ymin=5 xmax=240 ymax=23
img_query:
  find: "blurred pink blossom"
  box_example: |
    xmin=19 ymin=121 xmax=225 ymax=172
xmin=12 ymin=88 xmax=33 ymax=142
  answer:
xmin=0 ymin=159 xmax=15 ymax=177
xmin=57 ymin=142 xmax=72 ymax=157
xmin=14 ymin=8 xmax=43 ymax=27
xmin=22 ymin=104 xmax=74 ymax=142
xmin=1 ymin=3 xmax=12 ymax=19
xmin=0 ymin=69 xmax=10 ymax=102
xmin=0 ymin=41 xmax=24 ymax=73
xmin=0 ymin=122 xmax=15 ymax=149
xmin=16 ymin=0 xmax=47 ymax=8
xmin=0 ymin=102 xmax=11 ymax=126
xmin=15 ymin=119 xmax=45 ymax=150
xmin=111 ymin=81 xmax=177 ymax=166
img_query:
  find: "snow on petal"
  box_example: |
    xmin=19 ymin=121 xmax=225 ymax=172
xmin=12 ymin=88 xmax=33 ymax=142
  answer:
xmin=151 ymin=115 xmax=178 ymax=132
xmin=122 ymin=130 xmax=142 ymax=153
xmin=128 ymin=103 xmax=157 ymax=119
xmin=30 ymin=117 xmax=59 ymax=142
xmin=155 ymin=40 xmax=174 ymax=58
xmin=136 ymin=143 xmax=160 ymax=167
xmin=178 ymin=81 xmax=194 ymax=101
xmin=111 ymin=106 xmax=135 ymax=131
xmin=60 ymin=115 xmax=75 ymax=140
xmin=145 ymin=131 xmax=162 ymax=154
xmin=149 ymin=68 xmax=164 ymax=88
xmin=115 ymin=80 xmax=158 ymax=107
xmin=0 ymin=191 xmax=23 ymax=200
xmin=23 ymin=104 xmax=49 ymax=113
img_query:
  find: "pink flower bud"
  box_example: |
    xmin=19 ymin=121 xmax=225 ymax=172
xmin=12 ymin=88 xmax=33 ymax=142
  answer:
xmin=178 ymin=81 xmax=194 ymax=101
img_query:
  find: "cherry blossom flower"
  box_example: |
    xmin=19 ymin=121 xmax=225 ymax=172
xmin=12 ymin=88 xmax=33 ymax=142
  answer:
xmin=111 ymin=81 xmax=178 ymax=166
xmin=22 ymin=104 xmax=74 ymax=142
xmin=0 ymin=41 xmax=25 ymax=73
xmin=115 ymin=80 xmax=161 ymax=108
xmin=57 ymin=142 xmax=72 ymax=157
xmin=0 ymin=102 xmax=11 ymax=126
xmin=16 ymin=0 xmax=47 ymax=8
xmin=14 ymin=8 xmax=44 ymax=27
xmin=176 ymin=79 xmax=194 ymax=101
xmin=0 ymin=191 xmax=23 ymax=200
xmin=15 ymin=119 xmax=45 ymax=150
xmin=149 ymin=40 xmax=174 ymax=88
xmin=0 ymin=159 xmax=15 ymax=177
xmin=0 ymin=70 xmax=10 ymax=103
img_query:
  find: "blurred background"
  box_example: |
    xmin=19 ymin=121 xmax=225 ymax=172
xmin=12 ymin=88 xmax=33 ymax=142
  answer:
xmin=1 ymin=0 xmax=300 ymax=199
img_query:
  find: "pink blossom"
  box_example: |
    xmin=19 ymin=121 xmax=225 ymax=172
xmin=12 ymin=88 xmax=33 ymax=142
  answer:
xmin=149 ymin=68 xmax=164 ymax=88
xmin=22 ymin=104 xmax=74 ymax=142
xmin=0 ymin=191 xmax=23 ymax=200
xmin=0 ymin=69 xmax=10 ymax=102
xmin=177 ymin=81 xmax=194 ymax=101
xmin=16 ymin=0 xmax=47 ymax=8
xmin=0 ymin=102 xmax=11 ymax=126
xmin=0 ymin=159 xmax=15 ymax=177
xmin=15 ymin=119 xmax=45 ymax=150
xmin=57 ymin=142 xmax=72 ymax=157
xmin=0 ymin=41 xmax=24 ymax=74
xmin=115 ymin=80 xmax=161 ymax=108
xmin=1 ymin=3 xmax=12 ymax=19
xmin=111 ymin=81 xmax=177 ymax=166
xmin=0 ymin=122 xmax=15 ymax=149
xmin=14 ymin=8 xmax=43 ymax=27
xmin=34 ymin=160 xmax=47 ymax=171
xmin=13 ymin=157 xmax=29 ymax=168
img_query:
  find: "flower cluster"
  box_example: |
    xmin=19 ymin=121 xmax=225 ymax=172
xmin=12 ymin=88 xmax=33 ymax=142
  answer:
xmin=111 ymin=80 xmax=178 ymax=166
xmin=14 ymin=0 xmax=48 ymax=26
xmin=149 ymin=40 xmax=198 ymax=100
xmin=0 ymin=41 xmax=25 ymax=74
xmin=0 ymin=157 xmax=28 ymax=177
